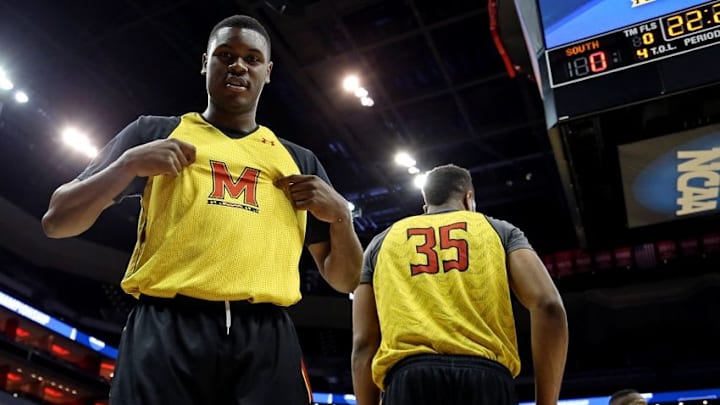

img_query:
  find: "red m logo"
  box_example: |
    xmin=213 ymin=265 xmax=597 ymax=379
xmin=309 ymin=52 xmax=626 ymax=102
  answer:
xmin=208 ymin=161 xmax=261 ymax=207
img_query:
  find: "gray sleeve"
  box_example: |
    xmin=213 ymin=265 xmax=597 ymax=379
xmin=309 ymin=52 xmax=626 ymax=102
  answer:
xmin=485 ymin=216 xmax=533 ymax=253
xmin=360 ymin=227 xmax=391 ymax=284
xmin=76 ymin=115 xmax=181 ymax=202
xmin=278 ymin=139 xmax=332 ymax=246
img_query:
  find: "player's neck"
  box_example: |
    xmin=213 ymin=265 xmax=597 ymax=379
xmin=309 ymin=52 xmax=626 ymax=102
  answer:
xmin=425 ymin=202 xmax=465 ymax=214
xmin=202 ymin=106 xmax=258 ymax=133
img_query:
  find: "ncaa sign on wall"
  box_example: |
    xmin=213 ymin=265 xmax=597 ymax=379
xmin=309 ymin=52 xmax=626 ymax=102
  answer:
xmin=619 ymin=126 xmax=720 ymax=227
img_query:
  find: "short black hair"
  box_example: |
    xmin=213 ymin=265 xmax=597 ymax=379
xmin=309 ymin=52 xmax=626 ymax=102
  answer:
xmin=422 ymin=164 xmax=473 ymax=206
xmin=208 ymin=15 xmax=271 ymax=57
xmin=609 ymin=389 xmax=640 ymax=405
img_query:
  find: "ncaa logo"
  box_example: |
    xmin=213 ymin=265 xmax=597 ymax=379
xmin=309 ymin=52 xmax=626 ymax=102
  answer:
xmin=632 ymin=0 xmax=656 ymax=7
xmin=631 ymin=134 xmax=719 ymax=218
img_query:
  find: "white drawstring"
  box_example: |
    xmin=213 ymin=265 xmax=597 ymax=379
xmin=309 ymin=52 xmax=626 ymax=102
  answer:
xmin=224 ymin=300 xmax=231 ymax=335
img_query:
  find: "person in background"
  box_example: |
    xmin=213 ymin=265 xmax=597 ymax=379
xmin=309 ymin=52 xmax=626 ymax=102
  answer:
xmin=42 ymin=14 xmax=363 ymax=405
xmin=609 ymin=389 xmax=648 ymax=405
xmin=351 ymin=163 xmax=568 ymax=405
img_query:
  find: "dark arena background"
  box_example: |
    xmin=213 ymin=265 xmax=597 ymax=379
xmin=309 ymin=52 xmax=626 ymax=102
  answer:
xmin=0 ymin=0 xmax=719 ymax=404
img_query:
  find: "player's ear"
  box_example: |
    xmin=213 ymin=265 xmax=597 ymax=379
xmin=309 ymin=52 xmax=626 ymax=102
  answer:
xmin=464 ymin=191 xmax=474 ymax=211
xmin=265 ymin=61 xmax=273 ymax=84
xmin=201 ymin=53 xmax=208 ymax=75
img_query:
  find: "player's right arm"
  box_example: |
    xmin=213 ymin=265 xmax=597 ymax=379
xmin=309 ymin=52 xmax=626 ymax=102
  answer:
xmin=351 ymin=282 xmax=381 ymax=405
xmin=42 ymin=137 xmax=195 ymax=239
xmin=351 ymin=230 xmax=388 ymax=405
xmin=507 ymin=248 xmax=568 ymax=405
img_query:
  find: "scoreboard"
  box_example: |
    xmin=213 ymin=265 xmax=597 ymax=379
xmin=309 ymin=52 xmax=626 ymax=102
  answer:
xmin=513 ymin=0 xmax=720 ymax=122
xmin=547 ymin=1 xmax=720 ymax=88
xmin=502 ymin=0 xmax=720 ymax=247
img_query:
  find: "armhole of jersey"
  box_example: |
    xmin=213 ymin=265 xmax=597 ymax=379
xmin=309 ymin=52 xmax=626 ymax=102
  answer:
xmin=484 ymin=215 xmax=534 ymax=256
xmin=140 ymin=115 xmax=182 ymax=142
xmin=80 ymin=115 xmax=182 ymax=177
xmin=95 ymin=115 xmax=182 ymax=202
xmin=367 ymin=227 xmax=392 ymax=284
xmin=483 ymin=215 xmax=509 ymax=251
xmin=278 ymin=138 xmax=334 ymax=247
xmin=278 ymin=138 xmax=321 ymax=176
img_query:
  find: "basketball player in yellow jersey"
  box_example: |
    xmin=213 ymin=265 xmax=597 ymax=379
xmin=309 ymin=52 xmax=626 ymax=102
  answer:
xmin=41 ymin=15 xmax=363 ymax=405
xmin=352 ymin=164 xmax=568 ymax=405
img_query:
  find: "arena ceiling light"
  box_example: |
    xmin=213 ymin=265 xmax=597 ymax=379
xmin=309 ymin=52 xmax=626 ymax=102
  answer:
xmin=341 ymin=74 xmax=375 ymax=107
xmin=394 ymin=151 xmax=416 ymax=168
xmin=14 ymin=90 xmax=28 ymax=103
xmin=0 ymin=69 xmax=28 ymax=103
xmin=61 ymin=127 xmax=98 ymax=158
xmin=0 ymin=69 xmax=13 ymax=91
xmin=413 ymin=173 xmax=427 ymax=189
xmin=342 ymin=74 xmax=360 ymax=92
xmin=353 ymin=87 xmax=368 ymax=98
xmin=359 ymin=96 xmax=374 ymax=107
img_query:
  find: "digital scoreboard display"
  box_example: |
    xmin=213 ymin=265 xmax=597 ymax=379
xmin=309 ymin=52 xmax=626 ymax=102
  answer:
xmin=545 ymin=1 xmax=720 ymax=88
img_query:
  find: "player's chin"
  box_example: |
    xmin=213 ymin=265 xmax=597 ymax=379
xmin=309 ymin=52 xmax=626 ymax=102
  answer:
xmin=215 ymin=96 xmax=255 ymax=113
xmin=211 ymin=86 xmax=251 ymax=101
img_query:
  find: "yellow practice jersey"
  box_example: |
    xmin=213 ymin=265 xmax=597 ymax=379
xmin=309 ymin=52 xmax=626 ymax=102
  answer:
xmin=77 ymin=113 xmax=331 ymax=306
xmin=361 ymin=210 xmax=524 ymax=388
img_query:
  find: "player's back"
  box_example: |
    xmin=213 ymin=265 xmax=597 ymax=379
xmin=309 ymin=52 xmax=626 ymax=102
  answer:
xmin=369 ymin=210 xmax=521 ymax=387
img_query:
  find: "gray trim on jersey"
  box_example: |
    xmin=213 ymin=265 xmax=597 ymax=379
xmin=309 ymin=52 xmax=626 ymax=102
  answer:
xmin=360 ymin=227 xmax=392 ymax=284
xmin=359 ymin=211 xmax=533 ymax=284
xmin=485 ymin=215 xmax=533 ymax=254
xmin=77 ymin=116 xmax=181 ymax=200
xmin=75 ymin=114 xmax=331 ymax=245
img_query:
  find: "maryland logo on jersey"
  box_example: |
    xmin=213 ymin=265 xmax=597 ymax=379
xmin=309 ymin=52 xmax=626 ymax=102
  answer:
xmin=632 ymin=0 xmax=655 ymax=7
xmin=207 ymin=161 xmax=262 ymax=213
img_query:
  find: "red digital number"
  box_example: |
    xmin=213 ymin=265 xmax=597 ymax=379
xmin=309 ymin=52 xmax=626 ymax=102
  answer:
xmin=589 ymin=51 xmax=607 ymax=73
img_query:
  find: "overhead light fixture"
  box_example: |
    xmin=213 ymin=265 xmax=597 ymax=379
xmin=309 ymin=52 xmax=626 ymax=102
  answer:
xmin=341 ymin=75 xmax=376 ymax=107
xmin=0 ymin=73 xmax=13 ymax=91
xmin=413 ymin=173 xmax=427 ymax=189
xmin=342 ymin=75 xmax=360 ymax=92
xmin=408 ymin=166 xmax=420 ymax=174
xmin=360 ymin=96 xmax=374 ymax=107
xmin=61 ymin=127 xmax=99 ymax=158
xmin=353 ymin=87 xmax=368 ymax=98
xmin=394 ymin=151 xmax=416 ymax=168
xmin=347 ymin=200 xmax=362 ymax=218
xmin=14 ymin=91 xmax=28 ymax=103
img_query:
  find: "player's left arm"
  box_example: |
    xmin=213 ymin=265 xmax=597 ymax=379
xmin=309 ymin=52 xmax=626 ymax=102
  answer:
xmin=352 ymin=283 xmax=381 ymax=405
xmin=275 ymin=174 xmax=362 ymax=292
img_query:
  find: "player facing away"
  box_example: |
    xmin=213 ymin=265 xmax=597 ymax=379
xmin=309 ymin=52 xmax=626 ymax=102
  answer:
xmin=42 ymin=15 xmax=363 ymax=405
xmin=351 ymin=164 xmax=568 ymax=405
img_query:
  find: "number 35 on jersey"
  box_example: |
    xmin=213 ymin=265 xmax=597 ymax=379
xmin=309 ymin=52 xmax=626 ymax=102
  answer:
xmin=406 ymin=222 xmax=470 ymax=276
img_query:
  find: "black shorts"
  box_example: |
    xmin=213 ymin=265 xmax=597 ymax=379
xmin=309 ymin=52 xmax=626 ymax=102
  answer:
xmin=383 ymin=354 xmax=517 ymax=405
xmin=109 ymin=295 xmax=312 ymax=405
